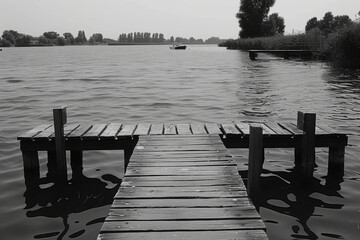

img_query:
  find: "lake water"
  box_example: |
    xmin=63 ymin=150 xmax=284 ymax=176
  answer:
xmin=0 ymin=45 xmax=359 ymax=239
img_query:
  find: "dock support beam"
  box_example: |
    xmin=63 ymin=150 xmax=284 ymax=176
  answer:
xmin=22 ymin=150 xmax=40 ymax=191
xmin=296 ymin=111 xmax=316 ymax=180
xmin=53 ymin=106 xmax=68 ymax=184
xmin=328 ymin=146 xmax=345 ymax=177
xmin=248 ymin=125 xmax=264 ymax=205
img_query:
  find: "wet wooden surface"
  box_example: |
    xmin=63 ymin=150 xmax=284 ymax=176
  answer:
xmin=97 ymin=135 xmax=268 ymax=240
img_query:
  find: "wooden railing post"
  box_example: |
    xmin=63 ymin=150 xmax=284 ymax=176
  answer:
xmin=297 ymin=111 xmax=316 ymax=180
xmin=53 ymin=106 xmax=68 ymax=184
xmin=22 ymin=150 xmax=40 ymax=191
xmin=248 ymin=125 xmax=264 ymax=205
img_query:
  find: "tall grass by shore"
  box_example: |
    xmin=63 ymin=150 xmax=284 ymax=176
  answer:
xmin=221 ymin=23 xmax=360 ymax=68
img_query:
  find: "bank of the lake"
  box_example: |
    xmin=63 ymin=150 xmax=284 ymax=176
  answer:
xmin=221 ymin=23 xmax=360 ymax=68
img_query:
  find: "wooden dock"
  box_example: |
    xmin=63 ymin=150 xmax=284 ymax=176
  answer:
xmin=97 ymin=135 xmax=268 ymax=239
xmin=17 ymin=108 xmax=348 ymax=239
xmin=248 ymin=50 xmax=319 ymax=60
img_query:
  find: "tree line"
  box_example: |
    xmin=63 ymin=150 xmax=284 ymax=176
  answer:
xmin=0 ymin=29 xmax=225 ymax=47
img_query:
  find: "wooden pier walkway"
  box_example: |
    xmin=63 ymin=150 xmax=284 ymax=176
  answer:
xmin=17 ymin=108 xmax=348 ymax=239
xmin=97 ymin=135 xmax=268 ymax=239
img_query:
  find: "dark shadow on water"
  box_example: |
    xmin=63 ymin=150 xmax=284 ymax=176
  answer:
xmin=239 ymin=168 xmax=344 ymax=240
xmin=23 ymin=168 xmax=121 ymax=239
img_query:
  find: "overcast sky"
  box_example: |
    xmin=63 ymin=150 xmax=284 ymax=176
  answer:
xmin=1 ymin=0 xmax=359 ymax=40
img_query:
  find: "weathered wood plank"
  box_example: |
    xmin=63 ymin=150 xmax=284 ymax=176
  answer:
xmin=115 ymin=185 xmax=246 ymax=199
xmin=117 ymin=124 xmax=137 ymax=136
xmin=221 ymin=124 xmax=241 ymax=135
xmin=107 ymin=207 xmax=261 ymax=221
xmin=264 ymin=122 xmax=289 ymax=135
xmin=98 ymin=230 xmax=268 ymax=240
xmin=82 ymin=123 xmax=107 ymax=138
xmin=149 ymin=124 xmax=163 ymax=135
xmin=235 ymin=122 xmax=250 ymax=135
xmin=191 ymin=123 xmax=207 ymax=134
xmin=101 ymin=219 xmax=266 ymax=232
xmin=128 ymin=161 xmax=236 ymax=167
xmin=17 ymin=124 xmax=52 ymax=140
xmin=205 ymin=123 xmax=222 ymax=134
xmin=260 ymin=123 xmax=276 ymax=135
xmin=176 ymin=124 xmax=192 ymax=135
xmin=34 ymin=125 xmax=54 ymax=139
xmin=125 ymin=166 xmax=239 ymax=177
xmin=121 ymin=177 xmax=244 ymax=187
xmin=67 ymin=124 xmax=93 ymax=139
xmin=111 ymin=198 xmax=252 ymax=208
xmin=278 ymin=122 xmax=303 ymax=135
xmin=100 ymin=123 xmax=122 ymax=138
xmin=164 ymin=124 xmax=177 ymax=135
xmin=133 ymin=123 xmax=151 ymax=135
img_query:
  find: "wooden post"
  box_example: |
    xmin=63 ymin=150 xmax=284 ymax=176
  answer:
xmin=328 ymin=146 xmax=345 ymax=177
xmin=297 ymin=111 xmax=316 ymax=180
xmin=249 ymin=51 xmax=256 ymax=61
xmin=71 ymin=150 xmax=83 ymax=181
xmin=46 ymin=151 xmax=57 ymax=179
xmin=284 ymin=51 xmax=290 ymax=60
xmin=248 ymin=125 xmax=264 ymax=205
xmin=53 ymin=106 xmax=68 ymax=184
xmin=22 ymin=150 xmax=40 ymax=191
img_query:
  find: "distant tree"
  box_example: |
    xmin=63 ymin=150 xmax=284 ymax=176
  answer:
xmin=0 ymin=38 xmax=12 ymax=47
xmin=262 ymin=13 xmax=285 ymax=36
xmin=159 ymin=33 xmax=165 ymax=43
xmin=38 ymin=35 xmax=51 ymax=45
xmin=43 ymin=31 xmax=59 ymax=40
xmin=170 ymin=36 xmax=174 ymax=43
xmin=319 ymin=12 xmax=334 ymax=35
xmin=205 ymin=37 xmax=221 ymax=44
xmin=63 ymin=32 xmax=75 ymax=44
xmin=333 ymin=15 xmax=352 ymax=30
xmin=91 ymin=33 xmax=103 ymax=43
xmin=75 ymin=30 xmax=87 ymax=44
xmin=305 ymin=17 xmax=319 ymax=32
xmin=236 ymin=0 xmax=276 ymax=38
xmin=15 ymin=34 xmax=31 ymax=46
xmin=2 ymin=30 xmax=16 ymax=44
xmin=56 ymin=36 xmax=66 ymax=46
xmin=127 ymin=33 xmax=133 ymax=42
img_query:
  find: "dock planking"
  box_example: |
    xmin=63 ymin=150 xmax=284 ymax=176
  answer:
xmin=98 ymin=135 xmax=267 ymax=239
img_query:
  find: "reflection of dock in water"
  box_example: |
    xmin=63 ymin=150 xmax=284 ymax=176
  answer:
xmin=17 ymin=107 xmax=348 ymax=239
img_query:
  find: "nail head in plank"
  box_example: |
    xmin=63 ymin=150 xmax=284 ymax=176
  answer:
xmin=191 ymin=123 xmax=207 ymax=134
xmin=176 ymin=124 xmax=192 ymax=135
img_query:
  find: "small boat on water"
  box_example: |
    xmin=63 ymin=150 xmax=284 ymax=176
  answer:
xmin=170 ymin=44 xmax=187 ymax=50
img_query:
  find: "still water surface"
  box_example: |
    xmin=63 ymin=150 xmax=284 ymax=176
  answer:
xmin=0 ymin=45 xmax=359 ymax=239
